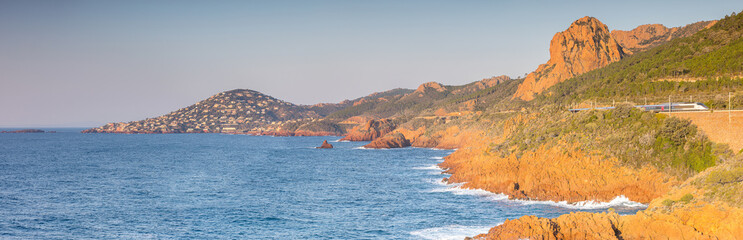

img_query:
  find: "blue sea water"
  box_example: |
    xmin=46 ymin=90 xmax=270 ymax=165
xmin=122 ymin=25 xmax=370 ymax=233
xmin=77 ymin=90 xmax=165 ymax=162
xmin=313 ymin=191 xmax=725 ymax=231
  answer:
xmin=0 ymin=129 xmax=645 ymax=239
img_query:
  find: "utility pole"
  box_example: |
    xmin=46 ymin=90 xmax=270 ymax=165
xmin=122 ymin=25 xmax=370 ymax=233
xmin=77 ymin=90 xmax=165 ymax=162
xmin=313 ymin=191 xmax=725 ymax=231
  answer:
xmin=669 ymin=95 xmax=672 ymax=115
xmin=613 ymin=99 xmax=615 ymax=107
xmin=730 ymin=92 xmax=732 ymax=124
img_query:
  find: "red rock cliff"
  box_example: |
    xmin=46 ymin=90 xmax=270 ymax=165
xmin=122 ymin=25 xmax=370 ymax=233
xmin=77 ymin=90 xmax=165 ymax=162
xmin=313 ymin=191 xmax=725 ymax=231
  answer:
xmin=513 ymin=17 xmax=626 ymax=101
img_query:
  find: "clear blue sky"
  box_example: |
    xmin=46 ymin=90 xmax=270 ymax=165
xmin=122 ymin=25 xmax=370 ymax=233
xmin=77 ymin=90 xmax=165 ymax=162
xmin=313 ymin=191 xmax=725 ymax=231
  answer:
xmin=1 ymin=0 xmax=740 ymax=127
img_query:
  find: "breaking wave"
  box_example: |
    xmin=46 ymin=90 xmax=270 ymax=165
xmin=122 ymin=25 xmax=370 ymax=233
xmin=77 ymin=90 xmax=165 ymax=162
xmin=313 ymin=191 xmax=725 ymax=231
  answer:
xmin=514 ymin=195 xmax=647 ymax=209
xmin=409 ymin=224 xmax=498 ymax=240
xmin=412 ymin=164 xmax=443 ymax=170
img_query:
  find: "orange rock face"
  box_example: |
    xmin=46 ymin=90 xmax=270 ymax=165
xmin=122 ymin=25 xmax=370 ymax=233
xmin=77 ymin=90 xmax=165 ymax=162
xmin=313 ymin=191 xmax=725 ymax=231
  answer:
xmin=441 ymin=144 xmax=675 ymax=203
xmin=340 ymin=119 xmax=396 ymax=141
xmin=513 ymin=17 xmax=626 ymax=101
xmin=363 ymin=132 xmax=410 ymax=149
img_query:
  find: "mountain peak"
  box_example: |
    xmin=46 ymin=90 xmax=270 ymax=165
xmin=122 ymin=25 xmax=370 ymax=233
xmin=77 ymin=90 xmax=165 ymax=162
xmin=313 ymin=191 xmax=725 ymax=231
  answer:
xmin=513 ymin=16 xmax=625 ymax=101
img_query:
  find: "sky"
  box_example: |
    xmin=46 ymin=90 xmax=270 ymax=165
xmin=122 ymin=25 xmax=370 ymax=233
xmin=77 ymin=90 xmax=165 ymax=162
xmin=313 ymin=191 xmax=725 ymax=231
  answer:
xmin=1 ymin=0 xmax=741 ymax=127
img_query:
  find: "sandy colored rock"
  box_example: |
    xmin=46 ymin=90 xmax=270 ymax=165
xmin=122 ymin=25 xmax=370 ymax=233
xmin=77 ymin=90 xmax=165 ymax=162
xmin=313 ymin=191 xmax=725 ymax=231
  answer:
xmin=513 ymin=17 xmax=626 ymax=101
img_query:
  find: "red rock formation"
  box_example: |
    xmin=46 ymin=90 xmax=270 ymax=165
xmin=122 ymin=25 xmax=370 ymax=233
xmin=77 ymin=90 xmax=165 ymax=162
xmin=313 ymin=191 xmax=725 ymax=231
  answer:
xmin=513 ymin=17 xmax=626 ymax=101
xmin=363 ymin=132 xmax=410 ymax=148
xmin=317 ymin=140 xmax=333 ymax=149
xmin=414 ymin=82 xmax=447 ymax=94
xmin=340 ymin=119 xmax=396 ymax=141
xmin=611 ymin=21 xmax=717 ymax=54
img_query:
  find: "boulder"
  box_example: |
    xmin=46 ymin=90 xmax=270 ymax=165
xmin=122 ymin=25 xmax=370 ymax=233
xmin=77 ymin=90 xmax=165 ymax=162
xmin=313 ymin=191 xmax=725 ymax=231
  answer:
xmin=340 ymin=119 xmax=396 ymax=141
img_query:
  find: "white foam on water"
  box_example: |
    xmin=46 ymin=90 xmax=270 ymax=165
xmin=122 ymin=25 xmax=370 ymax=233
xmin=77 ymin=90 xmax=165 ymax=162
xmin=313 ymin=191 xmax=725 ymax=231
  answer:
xmin=422 ymin=178 xmax=449 ymax=186
xmin=354 ymin=146 xmax=404 ymax=150
xmin=514 ymin=195 xmax=647 ymax=209
xmin=332 ymin=139 xmax=348 ymax=142
xmin=409 ymin=224 xmax=498 ymax=240
xmin=427 ymin=182 xmax=509 ymax=201
xmin=412 ymin=164 xmax=442 ymax=170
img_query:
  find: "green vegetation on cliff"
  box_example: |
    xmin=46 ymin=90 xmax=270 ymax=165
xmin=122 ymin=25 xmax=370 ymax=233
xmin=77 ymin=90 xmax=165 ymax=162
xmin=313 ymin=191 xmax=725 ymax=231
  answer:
xmin=490 ymin=105 xmax=729 ymax=179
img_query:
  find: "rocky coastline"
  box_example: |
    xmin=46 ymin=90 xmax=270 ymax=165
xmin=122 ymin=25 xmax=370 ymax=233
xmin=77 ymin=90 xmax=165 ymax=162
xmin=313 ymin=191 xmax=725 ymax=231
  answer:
xmin=78 ymin=12 xmax=743 ymax=239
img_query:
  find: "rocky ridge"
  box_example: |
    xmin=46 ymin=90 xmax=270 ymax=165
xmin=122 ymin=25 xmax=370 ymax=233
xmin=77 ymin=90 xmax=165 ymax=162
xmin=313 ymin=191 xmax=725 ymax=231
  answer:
xmin=611 ymin=20 xmax=717 ymax=54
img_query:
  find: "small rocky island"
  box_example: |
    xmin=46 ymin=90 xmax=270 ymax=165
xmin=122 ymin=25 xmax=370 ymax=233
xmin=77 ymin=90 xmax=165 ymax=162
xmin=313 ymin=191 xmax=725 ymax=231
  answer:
xmin=317 ymin=140 xmax=333 ymax=149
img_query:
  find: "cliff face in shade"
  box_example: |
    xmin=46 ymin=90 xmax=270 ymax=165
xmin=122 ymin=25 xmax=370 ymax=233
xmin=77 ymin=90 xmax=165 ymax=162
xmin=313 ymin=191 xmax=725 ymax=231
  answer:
xmin=611 ymin=20 xmax=717 ymax=54
xmin=513 ymin=17 xmax=627 ymax=101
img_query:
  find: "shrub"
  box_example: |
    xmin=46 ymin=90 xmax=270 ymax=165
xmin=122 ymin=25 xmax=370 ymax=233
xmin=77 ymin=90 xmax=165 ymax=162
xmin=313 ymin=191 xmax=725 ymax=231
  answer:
xmin=679 ymin=193 xmax=694 ymax=203
xmin=662 ymin=199 xmax=675 ymax=207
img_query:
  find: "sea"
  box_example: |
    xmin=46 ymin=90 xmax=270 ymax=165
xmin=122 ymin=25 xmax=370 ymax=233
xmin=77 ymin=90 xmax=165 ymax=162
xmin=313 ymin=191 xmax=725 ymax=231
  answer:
xmin=0 ymin=129 xmax=646 ymax=239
